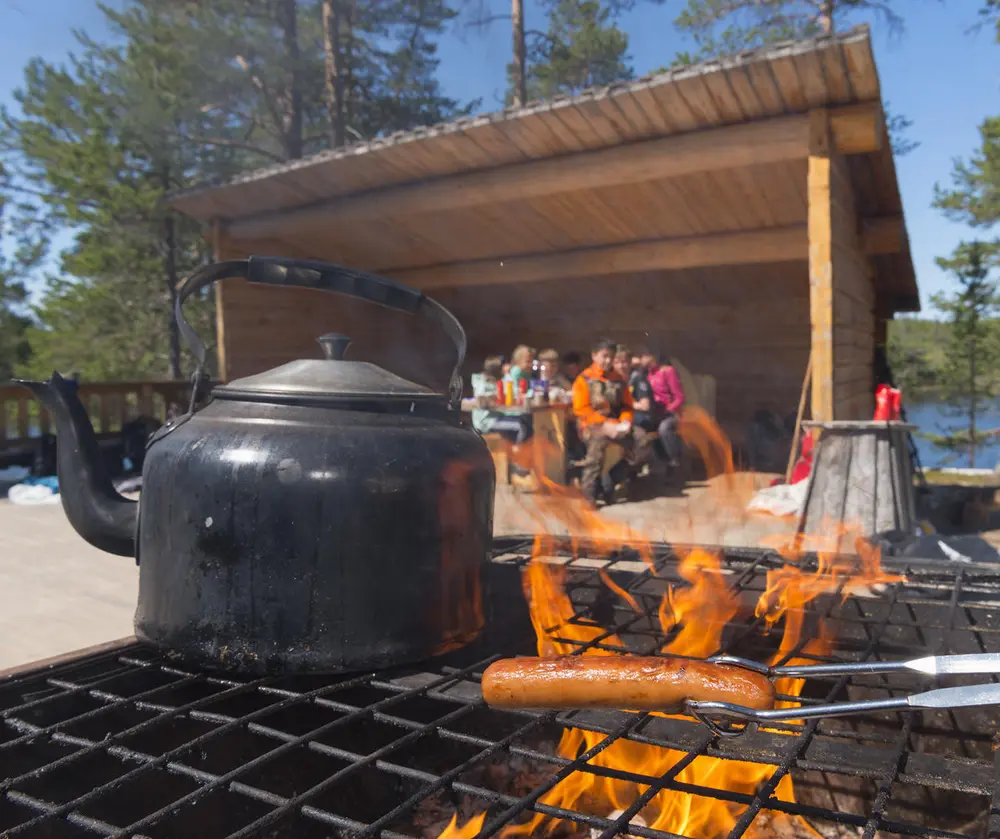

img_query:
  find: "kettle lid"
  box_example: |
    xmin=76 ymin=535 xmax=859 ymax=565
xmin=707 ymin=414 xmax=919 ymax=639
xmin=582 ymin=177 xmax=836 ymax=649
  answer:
xmin=213 ymin=333 xmax=441 ymax=405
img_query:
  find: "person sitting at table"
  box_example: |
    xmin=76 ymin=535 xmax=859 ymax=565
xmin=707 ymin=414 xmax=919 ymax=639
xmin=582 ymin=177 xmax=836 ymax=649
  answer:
xmin=618 ymin=346 xmax=663 ymax=462
xmin=572 ymin=338 xmax=653 ymax=504
xmin=508 ymin=345 xmax=536 ymax=394
xmin=558 ymin=351 xmax=583 ymax=389
xmin=626 ymin=346 xmax=656 ymax=429
xmin=613 ymin=345 xmax=633 ymax=382
xmin=645 ymin=349 xmax=685 ymax=468
xmin=538 ymin=348 xmax=570 ymax=403
xmin=463 ymin=356 xmax=532 ymax=445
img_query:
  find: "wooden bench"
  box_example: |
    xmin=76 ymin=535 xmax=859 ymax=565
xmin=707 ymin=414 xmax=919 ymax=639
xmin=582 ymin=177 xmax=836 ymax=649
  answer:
xmin=483 ymin=433 xmax=511 ymax=485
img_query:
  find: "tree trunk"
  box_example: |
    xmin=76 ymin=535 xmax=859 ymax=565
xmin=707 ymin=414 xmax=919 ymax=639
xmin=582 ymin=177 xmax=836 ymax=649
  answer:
xmin=164 ymin=212 xmax=182 ymax=380
xmin=969 ymin=346 xmax=977 ymax=468
xmin=344 ymin=0 xmax=356 ymax=131
xmin=511 ymin=0 xmax=526 ymax=107
xmin=818 ymin=0 xmax=834 ymax=34
xmin=277 ymin=0 xmax=304 ymax=159
xmin=322 ymin=0 xmax=346 ymax=148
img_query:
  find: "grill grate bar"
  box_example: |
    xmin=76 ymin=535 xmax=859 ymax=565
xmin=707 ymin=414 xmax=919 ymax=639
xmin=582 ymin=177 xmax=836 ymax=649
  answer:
xmin=0 ymin=672 xmax=270 ymax=787
xmin=2 ymin=665 xmax=384 ymax=835
xmin=107 ymin=662 xmax=495 ymax=838
xmin=595 ymin=731 xmax=717 ymax=839
xmin=860 ymin=573 xmax=965 ymax=839
xmin=476 ymin=713 xmax=653 ymax=839
xmin=219 ymin=699 xmax=538 ymax=839
xmin=723 ymin=580 xmax=907 ymax=838
xmin=224 ymin=571 xmax=668 ymax=839
xmin=3 ymin=540 xmax=999 ymax=839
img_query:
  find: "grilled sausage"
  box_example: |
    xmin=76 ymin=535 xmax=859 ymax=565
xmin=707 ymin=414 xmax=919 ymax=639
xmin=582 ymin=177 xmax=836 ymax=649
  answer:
xmin=481 ymin=656 xmax=775 ymax=712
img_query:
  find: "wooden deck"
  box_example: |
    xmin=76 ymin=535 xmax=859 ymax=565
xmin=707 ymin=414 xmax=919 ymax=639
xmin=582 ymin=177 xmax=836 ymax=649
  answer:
xmin=0 ymin=475 xmax=794 ymax=672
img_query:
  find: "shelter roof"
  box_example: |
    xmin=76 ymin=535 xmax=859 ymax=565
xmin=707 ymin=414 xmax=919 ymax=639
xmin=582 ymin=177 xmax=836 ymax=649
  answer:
xmin=170 ymin=25 xmax=918 ymax=312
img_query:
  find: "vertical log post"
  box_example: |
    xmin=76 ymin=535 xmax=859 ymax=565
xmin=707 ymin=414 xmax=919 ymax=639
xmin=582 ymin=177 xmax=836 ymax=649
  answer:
xmin=212 ymin=219 xmax=231 ymax=383
xmin=808 ymin=109 xmax=834 ymax=423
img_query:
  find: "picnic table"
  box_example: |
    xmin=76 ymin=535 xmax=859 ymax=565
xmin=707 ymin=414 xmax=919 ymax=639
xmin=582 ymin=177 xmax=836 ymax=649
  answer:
xmin=464 ymin=400 xmax=574 ymax=486
xmin=494 ymin=402 xmax=573 ymax=485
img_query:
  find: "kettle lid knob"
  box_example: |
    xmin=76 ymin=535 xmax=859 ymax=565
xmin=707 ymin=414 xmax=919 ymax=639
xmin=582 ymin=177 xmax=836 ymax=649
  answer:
xmin=318 ymin=333 xmax=351 ymax=360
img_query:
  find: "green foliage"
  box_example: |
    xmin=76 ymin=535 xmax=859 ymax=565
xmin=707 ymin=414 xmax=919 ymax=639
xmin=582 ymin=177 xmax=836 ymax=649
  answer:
xmin=980 ymin=0 xmax=999 ymax=39
xmin=0 ymin=195 xmax=50 ymax=379
xmin=927 ymin=242 xmax=1000 ymax=466
xmin=1 ymin=9 xmax=220 ymax=380
xmin=933 ymin=115 xmax=1000 ymax=252
xmin=672 ymin=0 xmax=904 ymax=51
xmin=669 ymin=0 xmax=918 ymax=156
xmin=18 ymin=273 xmax=216 ymax=382
xmin=886 ymin=318 xmax=948 ymax=396
xmin=885 ymin=316 xmax=1000 ymax=402
xmin=0 ymin=0 xmax=472 ymax=384
xmin=508 ymin=0 xmax=632 ymax=103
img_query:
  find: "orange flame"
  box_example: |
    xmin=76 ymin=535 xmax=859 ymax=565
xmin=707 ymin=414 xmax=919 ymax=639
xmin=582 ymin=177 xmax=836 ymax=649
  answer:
xmin=437 ymin=812 xmax=487 ymax=839
xmin=438 ymin=408 xmax=899 ymax=839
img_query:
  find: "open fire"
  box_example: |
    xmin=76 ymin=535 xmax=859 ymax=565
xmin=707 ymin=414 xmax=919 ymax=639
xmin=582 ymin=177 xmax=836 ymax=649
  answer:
xmin=4 ymin=419 xmax=996 ymax=839
xmin=451 ymin=407 xmax=902 ymax=839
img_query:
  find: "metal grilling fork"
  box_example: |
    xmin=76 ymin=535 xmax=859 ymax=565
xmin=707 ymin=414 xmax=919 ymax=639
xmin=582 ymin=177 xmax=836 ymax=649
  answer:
xmin=685 ymin=653 xmax=1000 ymax=738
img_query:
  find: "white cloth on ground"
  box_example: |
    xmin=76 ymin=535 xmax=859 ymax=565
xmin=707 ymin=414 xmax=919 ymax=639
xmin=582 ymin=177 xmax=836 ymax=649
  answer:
xmin=7 ymin=483 xmax=62 ymax=505
xmin=746 ymin=480 xmax=809 ymax=518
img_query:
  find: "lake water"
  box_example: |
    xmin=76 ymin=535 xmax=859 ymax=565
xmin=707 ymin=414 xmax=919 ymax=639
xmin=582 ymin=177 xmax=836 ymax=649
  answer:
xmin=906 ymin=399 xmax=1000 ymax=470
xmin=10 ymin=398 xmax=998 ymax=470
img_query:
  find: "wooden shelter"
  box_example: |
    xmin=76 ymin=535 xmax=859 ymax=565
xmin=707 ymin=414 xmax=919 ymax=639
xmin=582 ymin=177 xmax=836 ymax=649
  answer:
xmin=170 ymin=25 xmax=918 ymax=444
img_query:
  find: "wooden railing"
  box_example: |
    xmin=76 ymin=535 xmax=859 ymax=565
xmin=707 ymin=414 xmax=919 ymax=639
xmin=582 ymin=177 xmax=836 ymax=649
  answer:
xmin=1 ymin=380 xmax=196 ymax=450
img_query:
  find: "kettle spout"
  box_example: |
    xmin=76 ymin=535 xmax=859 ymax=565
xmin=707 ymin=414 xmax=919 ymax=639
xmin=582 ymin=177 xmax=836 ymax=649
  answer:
xmin=15 ymin=373 xmax=137 ymax=557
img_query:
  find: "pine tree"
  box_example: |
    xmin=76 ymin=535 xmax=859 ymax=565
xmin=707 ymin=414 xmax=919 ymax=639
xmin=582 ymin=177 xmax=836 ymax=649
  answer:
xmin=981 ymin=0 xmax=999 ymax=38
xmin=933 ymin=6 xmax=998 ymax=263
xmin=2 ymin=6 xmax=225 ymax=380
xmin=934 ymin=117 xmax=999 ymax=247
xmin=925 ymin=242 xmax=1000 ymax=467
xmin=349 ymin=0 xmax=475 ymax=137
xmin=1 ymin=0 xmax=470 ymax=382
xmin=319 ymin=0 xmax=473 ymax=145
xmin=513 ymin=0 xmax=632 ymax=102
xmin=0 ymin=193 xmax=48 ymax=379
xmin=671 ymin=0 xmax=919 ymax=156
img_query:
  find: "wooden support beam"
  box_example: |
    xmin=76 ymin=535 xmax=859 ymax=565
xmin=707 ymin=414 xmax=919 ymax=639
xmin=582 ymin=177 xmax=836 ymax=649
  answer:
xmin=808 ymin=110 xmax=835 ymax=423
xmin=383 ymin=213 xmax=899 ymax=289
xmin=828 ymin=102 xmax=884 ymax=156
xmin=212 ymin=219 xmax=233 ymax=382
xmin=226 ymin=103 xmax=882 ymax=243
xmin=389 ymin=227 xmax=809 ymax=288
xmin=859 ymin=214 xmax=903 ymax=256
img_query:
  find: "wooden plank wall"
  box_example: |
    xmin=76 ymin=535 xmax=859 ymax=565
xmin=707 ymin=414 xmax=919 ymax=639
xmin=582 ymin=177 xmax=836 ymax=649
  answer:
xmin=215 ymin=260 xmax=811 ymax=445
xmin=830 ymin=154 xmax=876 ymax=418
xmin=808 ymin=110 xmax=875 ymax=422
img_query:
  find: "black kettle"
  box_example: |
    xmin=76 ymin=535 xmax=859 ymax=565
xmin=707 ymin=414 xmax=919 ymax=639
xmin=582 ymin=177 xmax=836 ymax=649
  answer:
xmin=16 ymin=257 xmax=496 ymax=674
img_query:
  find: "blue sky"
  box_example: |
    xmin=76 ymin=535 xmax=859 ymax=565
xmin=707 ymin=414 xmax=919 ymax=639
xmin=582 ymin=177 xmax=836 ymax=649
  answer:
xmin=1 ymin=0 xmax=996 ymax=312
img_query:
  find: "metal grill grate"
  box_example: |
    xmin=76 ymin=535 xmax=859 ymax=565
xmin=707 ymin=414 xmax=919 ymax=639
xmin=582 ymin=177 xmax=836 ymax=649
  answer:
xmin=2 ymin=537 xmax=1000 ymax=839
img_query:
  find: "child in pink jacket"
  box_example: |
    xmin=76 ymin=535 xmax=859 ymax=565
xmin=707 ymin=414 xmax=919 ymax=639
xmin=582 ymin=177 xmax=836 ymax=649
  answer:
xmin=639 ymin=352 xmax=685 ymax=468
xmin=648 ymin=362 xmax=685 ymax=415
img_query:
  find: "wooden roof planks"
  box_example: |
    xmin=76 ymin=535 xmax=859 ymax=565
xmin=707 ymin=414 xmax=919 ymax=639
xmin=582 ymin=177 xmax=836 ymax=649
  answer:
xmin=171 ymin=25 xmax=917 ymax=311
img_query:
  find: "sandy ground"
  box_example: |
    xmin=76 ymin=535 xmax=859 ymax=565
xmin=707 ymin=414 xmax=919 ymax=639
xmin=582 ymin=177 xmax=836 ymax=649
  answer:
xmin=0 ymin=474 xmax=795 ymax=672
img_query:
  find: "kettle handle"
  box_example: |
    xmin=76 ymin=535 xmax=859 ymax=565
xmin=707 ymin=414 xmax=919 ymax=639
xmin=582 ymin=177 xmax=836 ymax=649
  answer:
xmin=174 ymin=257 xmax=467 ymax=408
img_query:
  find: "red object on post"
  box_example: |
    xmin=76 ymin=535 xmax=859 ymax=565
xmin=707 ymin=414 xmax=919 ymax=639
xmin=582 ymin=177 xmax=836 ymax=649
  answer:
xmin=790 ymin=430 xmax=814 ymax=485
xmin=874 ymin=385 xmax=903 ymax=421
